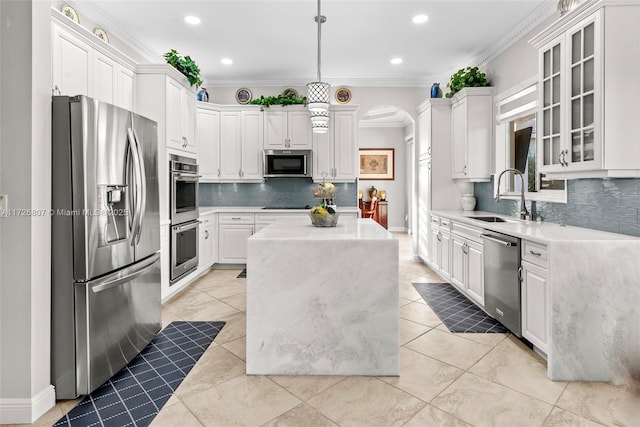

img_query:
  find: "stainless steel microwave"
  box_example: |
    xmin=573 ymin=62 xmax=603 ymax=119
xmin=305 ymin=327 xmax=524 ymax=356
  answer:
xmin=263 ymin=149 xmax=312 ymax=178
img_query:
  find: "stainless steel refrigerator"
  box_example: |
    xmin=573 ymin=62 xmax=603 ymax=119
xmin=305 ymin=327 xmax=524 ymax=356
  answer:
xmin=51 ymin=95 xmax=161 ymax=399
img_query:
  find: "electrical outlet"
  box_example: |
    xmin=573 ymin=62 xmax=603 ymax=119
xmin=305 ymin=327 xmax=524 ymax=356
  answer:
xmin=0 ymin=194 xmax=7 ymax=211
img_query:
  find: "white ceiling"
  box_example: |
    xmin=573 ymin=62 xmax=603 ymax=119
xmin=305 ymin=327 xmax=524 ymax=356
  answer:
xmin=70 ymin=0 xmax=557 ymax=88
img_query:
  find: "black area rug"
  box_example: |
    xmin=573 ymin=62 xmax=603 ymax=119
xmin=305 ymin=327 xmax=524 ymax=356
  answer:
xmin=237 ymin=268 xmax=246 ymax=278
xmin=54 ymin=321 xmax=225 ymax=427
xmin=413 ymin=283 xmax=508 ymax=333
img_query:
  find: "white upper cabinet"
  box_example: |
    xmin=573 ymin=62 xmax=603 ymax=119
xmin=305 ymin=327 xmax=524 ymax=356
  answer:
xmin=530 ymin=1 xmax=640 ymax=178
xmin=166 ymin=77 xmax=196 ymax=153
xmin=264 ymin=107 xmax=312 ymax=149
xmin=51 ymin=10 xmax=136 ymax=111
xmin=313 ymin=107 xmax=358 ymax=182
xmin=219 ymin=108 xmax=264 ymax=182
xmin=196 ymin=104 xmax=221 ymax=182
xmin=450 ymin=87 xmax=493 ymax=181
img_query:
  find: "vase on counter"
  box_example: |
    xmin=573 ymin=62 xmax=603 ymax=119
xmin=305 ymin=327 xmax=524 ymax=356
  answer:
xmin=461 ymin=192 xmax=476 ymax=211
xmin=197 ymin=87 xmax=209 ymax=102
xmin=430 ymin=83 xmax=442 ymax=98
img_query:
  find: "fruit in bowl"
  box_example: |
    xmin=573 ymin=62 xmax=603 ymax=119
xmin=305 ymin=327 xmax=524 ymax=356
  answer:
xmin=309 ymin=205 xmax=338 ymax=227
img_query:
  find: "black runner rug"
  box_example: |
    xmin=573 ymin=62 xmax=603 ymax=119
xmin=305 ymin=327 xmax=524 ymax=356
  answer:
xmin=413 ymin=283 xmax=508 ymax=333
xmin=54 ymin=321 xmax=225 ymax=427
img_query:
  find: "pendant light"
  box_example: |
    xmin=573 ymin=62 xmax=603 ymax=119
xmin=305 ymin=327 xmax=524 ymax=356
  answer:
xmin=306 ymin=0 xmax=330 ymax=133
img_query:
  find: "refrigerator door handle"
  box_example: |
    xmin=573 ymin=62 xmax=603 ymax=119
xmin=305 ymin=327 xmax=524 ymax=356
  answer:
xmin=127 ymin=127 xmax=143 ymax=245
xmin=91 ymin=253 xmax=160 ymax=293
xmin=131 ymin=126 xmax=146 ymax=245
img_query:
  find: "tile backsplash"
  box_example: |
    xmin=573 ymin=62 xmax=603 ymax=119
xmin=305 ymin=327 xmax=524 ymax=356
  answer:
xmin=199 ymin=179 xmax=358 ymax=208
xmin=475 ymin=178 xmax=640 ymax=237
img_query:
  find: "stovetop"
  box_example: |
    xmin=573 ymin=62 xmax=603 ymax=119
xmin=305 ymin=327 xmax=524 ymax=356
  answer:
xmin=262 ymin=206 xmax=311 ymax=210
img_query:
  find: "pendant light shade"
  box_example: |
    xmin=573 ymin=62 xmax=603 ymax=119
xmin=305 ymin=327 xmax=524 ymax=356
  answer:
xmin=307 ymin=0 xmax=330 ymax=133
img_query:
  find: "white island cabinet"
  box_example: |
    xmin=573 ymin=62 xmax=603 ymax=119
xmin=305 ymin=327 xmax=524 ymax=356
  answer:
xmin=246 ymin=219 xmax=399 ymax=376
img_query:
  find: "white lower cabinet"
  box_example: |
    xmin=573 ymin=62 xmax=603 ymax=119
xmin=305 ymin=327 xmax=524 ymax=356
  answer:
xmin=218 ymin=213 xmax=254 ymax=264
xmin=450 ymin=223 xmax=484 ymax=306
xmin=521 ymin=259 xmax=549 ymax=353
xmin=199 ymin=214 xmax=215 ymax=270
xmin=430 ymin=216 xmax=451 ymax=280
xmin=160 ymin=224 xmax=170 ymax=300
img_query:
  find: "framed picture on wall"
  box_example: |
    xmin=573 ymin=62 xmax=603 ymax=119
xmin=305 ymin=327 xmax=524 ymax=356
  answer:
xmin=359 ymin=148 xmax=395 ymax=180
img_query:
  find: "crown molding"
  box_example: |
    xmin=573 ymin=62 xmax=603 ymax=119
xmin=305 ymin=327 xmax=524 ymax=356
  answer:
xmin=202 ymin=76 xmax=440 ymax=88
xmin=473 ymin=0 xmax=558 ymax=68
xmin=66 ymin=0 xmax=162 ymax=62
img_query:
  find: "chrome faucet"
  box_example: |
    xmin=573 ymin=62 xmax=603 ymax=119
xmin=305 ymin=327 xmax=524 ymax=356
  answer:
xmin=495 ymin=168 xmax=531 ymax=221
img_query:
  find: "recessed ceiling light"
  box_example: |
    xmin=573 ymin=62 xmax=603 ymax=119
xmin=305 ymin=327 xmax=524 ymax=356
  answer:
xmin=184 ymin=16 xmax=201 ymax=25
xmin=390 ymin=58 xmax=403 ymax=65
xmin=412 ymin=14 xmax=429 ymax=24
xmin=221 ymin=58 xmax=233 ymax=65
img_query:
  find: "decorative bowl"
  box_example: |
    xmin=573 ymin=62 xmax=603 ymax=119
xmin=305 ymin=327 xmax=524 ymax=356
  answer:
xmin=309 ymin=212 xmax=338 ymax=227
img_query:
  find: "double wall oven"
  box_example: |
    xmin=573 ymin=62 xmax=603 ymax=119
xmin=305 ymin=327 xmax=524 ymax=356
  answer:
xmin=170 ymin=154 xmax=200 ymax=283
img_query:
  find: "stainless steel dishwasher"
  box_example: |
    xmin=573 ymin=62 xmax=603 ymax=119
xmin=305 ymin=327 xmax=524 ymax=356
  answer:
xmin=481 ymin=230 xmax=522 ymax=337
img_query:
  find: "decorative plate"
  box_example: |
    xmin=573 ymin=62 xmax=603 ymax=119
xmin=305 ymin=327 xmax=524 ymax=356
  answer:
xmin=93 ymin=27 xmax=109 ymax=43
xmin=282 ymin=88 xmax=298 ymax=98
xmin=236 ymin=88 xmax=252 ymax=104
xmin=335 ymin=87 xmax=351 ymax=104
xmin=61 ymin=4 xmax=79 ymax=23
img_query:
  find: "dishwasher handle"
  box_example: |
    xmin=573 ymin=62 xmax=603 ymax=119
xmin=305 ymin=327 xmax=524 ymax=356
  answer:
xmin=481 ymin=234 xmax=518 ymax=247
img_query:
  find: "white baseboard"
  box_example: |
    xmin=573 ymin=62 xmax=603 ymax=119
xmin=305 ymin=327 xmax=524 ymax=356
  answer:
xmin=388 ymin=226 xmax=406 ymax=232
xmin=0 ymin=385 xmax=56 ymax=424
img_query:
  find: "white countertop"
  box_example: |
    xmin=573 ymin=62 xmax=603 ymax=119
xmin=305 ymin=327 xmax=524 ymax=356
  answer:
xmin=433 ymin=210 xmax=640 ymax=243
xmin=250 ymin=218 xmax=393 ymax=241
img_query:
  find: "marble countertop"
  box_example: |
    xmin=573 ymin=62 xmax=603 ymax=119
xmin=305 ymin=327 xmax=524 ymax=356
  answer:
xmin=199 ymin=206 xmax=360 ymax=216
xmin=432 ymin=210 xmax=640 ymax=243
xmin=250 ymin=218 xmax=393 ymax=241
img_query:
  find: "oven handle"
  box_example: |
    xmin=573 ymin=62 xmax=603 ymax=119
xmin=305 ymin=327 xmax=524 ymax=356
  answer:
xmin=173 ymin=173 xmax=202 ymax=180
xmin=173 ymin=220 xmax=201 ymax=233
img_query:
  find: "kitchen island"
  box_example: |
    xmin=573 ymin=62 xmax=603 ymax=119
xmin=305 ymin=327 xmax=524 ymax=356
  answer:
xmin=246 ymin=219 xmax=399 ymax=376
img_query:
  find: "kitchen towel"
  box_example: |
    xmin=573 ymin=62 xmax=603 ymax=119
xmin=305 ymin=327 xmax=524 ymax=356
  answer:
xmin=54 ymin=321 xmax=225 ymax=427
xmin=413 ymin=283 xmax=508 ymax=333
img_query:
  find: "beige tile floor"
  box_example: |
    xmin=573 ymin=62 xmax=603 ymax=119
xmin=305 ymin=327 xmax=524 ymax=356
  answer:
xmin=29 ymin=233 xmax=639 ymax=427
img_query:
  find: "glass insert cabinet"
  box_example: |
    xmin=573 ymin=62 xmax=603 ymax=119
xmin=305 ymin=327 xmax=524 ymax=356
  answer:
xmin=537 ymin=11 xmax=601 ymax=173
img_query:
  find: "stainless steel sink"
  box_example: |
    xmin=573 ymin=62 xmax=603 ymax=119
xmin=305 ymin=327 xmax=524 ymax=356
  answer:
xmin=470 ymin=216 xmax=507 ymax=223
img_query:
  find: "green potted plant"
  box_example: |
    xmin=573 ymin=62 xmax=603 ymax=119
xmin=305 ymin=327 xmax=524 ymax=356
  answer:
xmin=249 ymin=89 xmax=307 ymax=108
xmin=164 ymin=49 xmax=202 ymax=88
xmin=445 ymin=66 xmax=490 ymax=98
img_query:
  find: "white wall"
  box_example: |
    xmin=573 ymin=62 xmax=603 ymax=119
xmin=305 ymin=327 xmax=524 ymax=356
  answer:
xmin=358 ymin=127 xmax=406 ymax=231
xmin=0 ymin=0 xmax=55 ymax=423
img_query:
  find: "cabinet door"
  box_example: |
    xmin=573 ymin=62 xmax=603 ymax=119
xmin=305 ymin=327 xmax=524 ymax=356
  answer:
xmin=418 ymin=105 xmax=431 ymax=159
xmin=333 ymin=111 xmax=357 ymax=181
xmin=565 ymin=14 xmax=600 ymax=171
xmin=220 ymin=112 xmax=242 ymax=180
xmin=197 ymin=108 xmax=220 ymax=181
xmin=241 ymin=111 xmax=264 ymax=180
xmin=218 ymin=224 xmax=253 ymax=263
xmin=199 ymin=225 xmax=213 ymax=268
xmin=166 ymin=78 xmax=184 ymax=150
xmin=312 ymin=127 xmax=333 ymax=181
xmin=538 ymin=38 xmax=565 ymax=172
xmin=439 ymin=231 xmax=451 ymax=280
xmin=418 ymin=159 xmax=431 ymax=262
xmin=93 ymin=51 xmax=117 ymax=104
xmin=430 ymin=226 xmax=440 ymax=269
xmin=451 ymin=100 xmax=467 ymax=178
xmin=450 ymin=236 xmax=465 ymax=291
xmin=182 ymin=90 xmax=196 ymax=153
xmin=52 ymin=24 xmax=91 ymax=97
xmin=466 ymin=240 xmax=484 ymax=306
xmin=264 ymin=110 xmax=287 ymax=148
xmin=521 ymin=260 xmax=548 ymax=352
xmin=117 ymin=66 xmax=135 ymax=111
xmin=288 ymin=110 xmax=312 ymax=149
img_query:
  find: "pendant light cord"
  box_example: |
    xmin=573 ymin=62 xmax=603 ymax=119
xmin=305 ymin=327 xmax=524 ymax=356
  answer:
xmin=315 ymin=0 xmax=326 ymax=82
